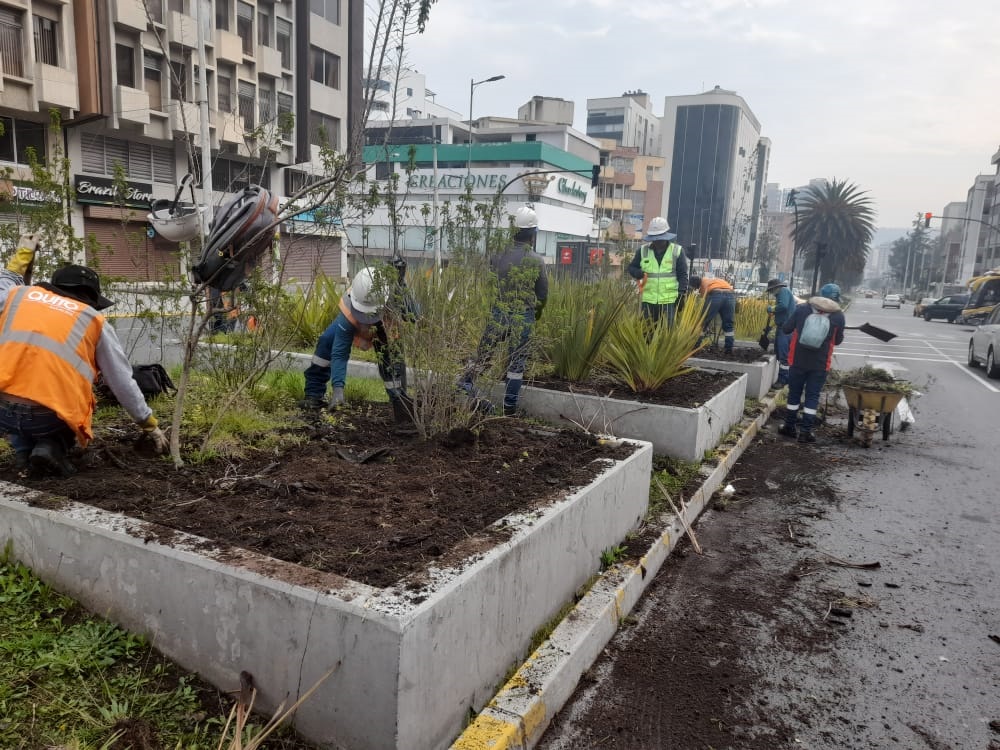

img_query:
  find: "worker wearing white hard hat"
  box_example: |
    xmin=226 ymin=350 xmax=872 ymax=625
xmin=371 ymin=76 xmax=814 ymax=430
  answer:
xmin=460 ymin=206 xmax=548 ymax=416
xmin=627 ymin=216 xmax=689 ymax=325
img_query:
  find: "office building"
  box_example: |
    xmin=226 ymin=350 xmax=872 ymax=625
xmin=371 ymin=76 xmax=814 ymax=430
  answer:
xmin=586 ymin=91 xmax=658 ymax=156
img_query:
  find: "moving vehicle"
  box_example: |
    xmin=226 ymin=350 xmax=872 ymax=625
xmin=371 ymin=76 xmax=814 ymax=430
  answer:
xmin=959 ymin=268 xmax=1000 ymax=325
xmin=921 ymin=294 xmax=969 ymax=322
xmin=882 ymin=294 xmax=901 ymax=309
xmin=865 ymin=291 xmax=875 ymax=299
xmin=913 ymin=297 xmax=936 ymax=317
xmin=967 ymin=303 xmax=1000 ymax=377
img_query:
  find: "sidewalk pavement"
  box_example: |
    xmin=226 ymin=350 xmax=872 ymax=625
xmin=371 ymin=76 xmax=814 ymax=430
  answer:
xmin=450 ymin=395 xmax=779 ymax=750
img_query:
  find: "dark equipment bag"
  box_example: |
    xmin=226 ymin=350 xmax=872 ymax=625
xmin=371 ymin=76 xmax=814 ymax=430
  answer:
xmin=96 ymin=364 xmax=176 ymax=404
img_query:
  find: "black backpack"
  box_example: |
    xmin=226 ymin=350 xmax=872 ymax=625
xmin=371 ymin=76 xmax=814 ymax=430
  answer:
xmin=96 ymin=364 xmax=176 ymax=404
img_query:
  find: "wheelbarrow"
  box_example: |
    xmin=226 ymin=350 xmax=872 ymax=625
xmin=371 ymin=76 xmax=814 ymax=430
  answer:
xmin=842 ymin=386 xmax=905 ymax=448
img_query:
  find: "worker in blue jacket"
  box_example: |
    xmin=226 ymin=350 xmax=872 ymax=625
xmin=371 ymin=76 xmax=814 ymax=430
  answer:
xmin=766 ymin=278 xmax=795 ymax=386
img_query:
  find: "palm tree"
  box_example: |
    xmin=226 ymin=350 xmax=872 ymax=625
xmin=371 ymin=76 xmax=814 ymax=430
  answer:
xmin=793 ymin=179 xmax=876 ymax=291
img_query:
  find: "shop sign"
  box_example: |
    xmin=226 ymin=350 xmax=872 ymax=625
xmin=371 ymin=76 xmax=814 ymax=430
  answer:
xmin=559 ymin=246 xmax=573 ymax=265
xmin=0 ymin=180 xmax=60 ymax=205
xmin=74 ymin=175 xmax=153 ymax=209
xmin=406 ymin=172 xmax=510 ymax=192
xmin=557 ymin=178 xmax=587 ymax=202
xmin=589 ymin=247 xmax=605 ymax=265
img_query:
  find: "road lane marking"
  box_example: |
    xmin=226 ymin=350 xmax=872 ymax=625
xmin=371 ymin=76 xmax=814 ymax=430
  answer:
xmin=923 ymin=340 xmax=1000 ymax=393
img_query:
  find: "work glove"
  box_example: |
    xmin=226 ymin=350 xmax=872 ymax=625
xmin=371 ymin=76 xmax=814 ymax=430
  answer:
xmin=7 ymin=234 xmax=39 ymax=280
xmin=139 ymin=414 xmax=169 ymax=454
xmin=767 ymin=305 xmax=774 ymax=314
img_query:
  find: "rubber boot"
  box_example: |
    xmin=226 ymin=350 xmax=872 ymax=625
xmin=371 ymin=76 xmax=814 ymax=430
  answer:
xmin=797 ymin=413 xmax=816 ymax=443
xmin=390 ymin=393 xmax=418 ymax=437
xmin=30 ymin=438 xmax=76 ymax=478
xmin=777 ymin=407 xmax=798 ymax=438
xmin=724 ymin=334 xmax=735 ymax=355
xmin=13 ymin=450 xmax=30 ymax=472
xmin=298 ymin=395 xmax=326 ymax=410
xmin=328 ymin=386 xmax=345 ymax=409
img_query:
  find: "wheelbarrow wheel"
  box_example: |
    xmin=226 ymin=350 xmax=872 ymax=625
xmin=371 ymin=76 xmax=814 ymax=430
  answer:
xmin=847 ymin=406 xmax=857 ymax=437
xmin=882 ymin=410 xmax=893 ymax=441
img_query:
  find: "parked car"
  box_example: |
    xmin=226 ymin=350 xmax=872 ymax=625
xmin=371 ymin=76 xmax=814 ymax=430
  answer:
xmin=921 ymin=294 xmax=969 ymax=322
xmin=913 ymin=297 xmax=936 ymax=317
xmin=967 ymin=304 xmax=1000 ymax=377
xmin=882 ymin=294 xmax=901 ymax=309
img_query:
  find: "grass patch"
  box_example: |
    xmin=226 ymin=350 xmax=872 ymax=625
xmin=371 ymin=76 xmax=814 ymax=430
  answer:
xmin=0 ymin=547 xmax=314 ymax=749
xmin=648 ymin=456 xmax=703 ymax=518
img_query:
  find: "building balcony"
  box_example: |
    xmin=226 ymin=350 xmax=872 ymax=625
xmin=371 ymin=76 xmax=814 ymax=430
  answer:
xmin=112 ymin=0 xmax=149 ymax=32
xmin=169 ymin=100 xmax=202 ymax=135
xmin=256 ymin=44 xmax=282 ymax=78
xmin=168 ymin=10 xmax=198 ymax=48
xmin=35 ymin=63 xmax=78 ymax=110
xmin=596 ymin=197 xmax=633 ymax=213
xmin=116 ymin=84 xmax=151 ymax=125
xmin=215 ymin=29 xmax=243 ymax=64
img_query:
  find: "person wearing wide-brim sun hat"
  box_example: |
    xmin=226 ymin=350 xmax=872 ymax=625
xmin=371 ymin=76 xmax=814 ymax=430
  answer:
xmin=766 ymin=277 xmax=796 ymax=385
xmin=627 ymin=216 xmax=689 ymax=326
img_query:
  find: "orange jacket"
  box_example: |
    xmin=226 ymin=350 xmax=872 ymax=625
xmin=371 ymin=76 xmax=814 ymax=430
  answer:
xmin=700 ymin=278 xmax=734 ymax=295
xmin=0 ymin=286 xmax=104 ymax=445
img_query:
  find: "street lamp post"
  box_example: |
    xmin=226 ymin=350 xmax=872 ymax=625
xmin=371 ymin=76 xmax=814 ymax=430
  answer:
xmin=786 ymin=189 xmax=799 ymax=290
xmin=466 ymin=75 xmax=505 ymax=186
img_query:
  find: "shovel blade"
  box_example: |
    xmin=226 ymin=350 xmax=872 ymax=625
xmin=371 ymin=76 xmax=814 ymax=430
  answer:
xmin=854 ymin=322 xmax=897 ymax=342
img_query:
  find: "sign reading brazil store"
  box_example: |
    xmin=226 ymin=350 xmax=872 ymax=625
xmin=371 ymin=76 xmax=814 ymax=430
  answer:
xmin=74 ymin=175 xmax=154 ymax=209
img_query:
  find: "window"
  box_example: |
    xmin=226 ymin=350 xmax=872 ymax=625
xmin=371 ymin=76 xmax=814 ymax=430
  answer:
xmin=275 ymin=17 xmax=291 ymax=68
xmin=257 ymin=2 xmax=271 ymax=47
xmin=277 ymin=92 xmax=292 ymax=118
xmin=115 ymin=44 xmax=135 ymax=88
xmin=309 ymin=111 xmax=339 ymax=149
xmin=258 ymin=77 xmax=274 ymax=123
xmin=310 ymin=46 xmax=339 ymax=88
xmin=32 ymin=13 xmax=58 ymax=66
xmin=143 ymin=52 xmax=163 ymax=110
xmin=146 ymin=0 xmax=163 ymax=24
xmin=238 ymin=80 xmax=255 ymax=130
xmin=217 ymin=67 xmax=233 ymax=112
xmin=405 ymin=87 xmax=413 ymax=96
xmin=0 ymin=9 xmax=25 ymax=77
xmin=80 ymin=134 xmax=175 ymax=183
xmin=309 ymin=0 xmax=339 ymax=24
xmin=0 ymin=117 xmax=46 ymax=164
xmin=236 ymin=1 xmax=253 ymax=55
xmin=371 ymin=100 xmax=389 ymax=113
xmin=170 ymin=59 xmax=187 ymax=101
xmin=214 ymin=0 xmax=229 ymax=30
xmin=212 ymin=157 xmax=270 ymax=192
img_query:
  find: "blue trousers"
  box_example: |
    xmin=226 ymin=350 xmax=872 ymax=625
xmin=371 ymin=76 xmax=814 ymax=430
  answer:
xmin=774 ymin=329 xmax=791 ymax=384
xmin=0 ymin=397 xmax=76 ymax=456
xmin=641 ymin=301 xmax=676 ymax=326
xmin=703 ymin=291 xmax=736 ymax=352
xmin=784 ymin=366 xmax=828 ymax=432
xmin=463 ymin=306 xmax=535 ymax=412
xmin=303 ymin=313 xmax=406 ymax=401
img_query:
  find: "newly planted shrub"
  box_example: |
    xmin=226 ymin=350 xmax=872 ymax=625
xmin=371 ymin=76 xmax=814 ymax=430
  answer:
xmin=604 ymin=294 xmax=707 ymax=394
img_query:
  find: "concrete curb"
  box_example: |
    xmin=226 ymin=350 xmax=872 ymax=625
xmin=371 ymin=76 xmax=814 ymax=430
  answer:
xmin=450 ymin=394 xmax=778 ymax=750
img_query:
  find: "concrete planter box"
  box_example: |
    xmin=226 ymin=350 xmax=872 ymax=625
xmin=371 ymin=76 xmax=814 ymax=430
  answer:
xmin=509 ymin=371 xmax=747 ymax=461
xmin=0 ymin=441 xmax=651 ymax=750
xmin=688 ymin=352 xmax=777 ymax=400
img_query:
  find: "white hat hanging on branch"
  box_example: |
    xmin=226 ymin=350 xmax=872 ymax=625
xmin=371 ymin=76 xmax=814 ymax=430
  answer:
xmin=147 ymin=173 xmax=205 ymax=243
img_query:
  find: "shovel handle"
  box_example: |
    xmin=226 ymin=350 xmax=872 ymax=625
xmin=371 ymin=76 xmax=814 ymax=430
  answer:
xmin=171 ymin=173 xmax=194 ymax=213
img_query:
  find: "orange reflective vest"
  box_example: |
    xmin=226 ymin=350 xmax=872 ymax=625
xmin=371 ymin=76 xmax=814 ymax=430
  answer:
xmin=0 ymin=286 xmax=104 ymax=445
xmin=339 ymin=296 xmax=376 ymax=351
xmin=700 ymin=278 xmax=734 ymax=295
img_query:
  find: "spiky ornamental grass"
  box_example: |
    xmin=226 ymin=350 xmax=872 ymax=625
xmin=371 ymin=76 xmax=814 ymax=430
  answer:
xmin=734 ymin=296 xmax=770 ymax=341
xmin=604 ymin=294 xmax=707 ymax=394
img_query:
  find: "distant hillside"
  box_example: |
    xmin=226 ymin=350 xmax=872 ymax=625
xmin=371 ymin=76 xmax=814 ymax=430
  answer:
xmin=872 ymin=227 xmax=908 ymax=246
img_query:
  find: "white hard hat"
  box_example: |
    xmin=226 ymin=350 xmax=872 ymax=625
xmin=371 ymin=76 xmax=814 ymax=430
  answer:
xmin=643 ymin=216 xmax=676 ymax=242
xmin=349 ymin=267 xmax=387 ymax=315
xmin=513 ymin=206 xmax=538 ymax=229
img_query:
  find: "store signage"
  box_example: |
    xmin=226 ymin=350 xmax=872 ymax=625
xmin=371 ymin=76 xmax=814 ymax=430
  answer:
xmin=0 ymin=180 xmax=60 ymax=205
xmin=406 ymin=173 xmax=511 ymax=191
xmin=560 ymin=246 xmax=573 ymax=265
xmin=589 ymin=247 xmax=604 ymax=265
xmin=74 ymin=175 xmax=153 ymax=209
xmin=557 ymin=178 xmax=587 ymax=202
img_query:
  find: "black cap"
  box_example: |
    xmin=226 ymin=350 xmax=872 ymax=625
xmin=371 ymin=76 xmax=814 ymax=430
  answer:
xmin=50 ymin=265 xmax=114 ymax=310
xmin=766 ymin=278 xmax=786 ymax=292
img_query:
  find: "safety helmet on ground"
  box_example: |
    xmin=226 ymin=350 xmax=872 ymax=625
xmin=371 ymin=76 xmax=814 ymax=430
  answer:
xmin=820 ymin=283 xmax=842 ymax=302
xmin=350 ymin=267 xmax=387 ymax=315
xmin=513 ymin=206 xmax=538 ymax=229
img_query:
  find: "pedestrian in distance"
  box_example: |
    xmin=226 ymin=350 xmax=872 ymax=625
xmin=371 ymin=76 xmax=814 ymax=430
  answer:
xmin=627 ymin=217 xmax=688 ymax=325
xmin=0 ymin=235 xmax=169 ymax=477
xmin=688 ymin=275 xmax=737 ymax=354
xmin=300 ymin=260 xmax=418 ymax=436
xmin=460 ymin=206 xmax=548 ymax=417
xmin=766 ymin=277 xmax=796 ymax=386
xmin=778 ymin=282 xmax=846 ymax=444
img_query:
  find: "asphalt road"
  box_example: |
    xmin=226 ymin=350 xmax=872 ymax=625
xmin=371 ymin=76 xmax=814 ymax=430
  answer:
xmin=539 ymin=296 xmax=1000 ymax=749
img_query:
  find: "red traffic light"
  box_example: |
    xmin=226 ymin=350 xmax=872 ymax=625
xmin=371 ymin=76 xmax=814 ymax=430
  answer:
xmin=923 ymin=212 xmax=933 ymax=228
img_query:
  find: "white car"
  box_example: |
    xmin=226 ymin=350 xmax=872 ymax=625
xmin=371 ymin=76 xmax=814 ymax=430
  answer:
xmin=882 ymin=294 xmax=901 ymax=309
xmin=968 ymin=304 xmax=1000 ymax=377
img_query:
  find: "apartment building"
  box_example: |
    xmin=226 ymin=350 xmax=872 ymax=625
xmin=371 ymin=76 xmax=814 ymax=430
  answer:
xmin=364 ymin=66 xmax=462 ymax=121
xmin=0 ymin=0 xmax=360 ymax=282
xmin=586 ymin=91 xmax=658 ymax=156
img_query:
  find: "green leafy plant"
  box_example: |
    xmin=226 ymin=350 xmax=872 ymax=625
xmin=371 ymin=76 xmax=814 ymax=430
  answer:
xmin=599 ymin=544 xmax=627 ymax=570
xmin=734 ymin=296 xmax=770 ymax=341
xmin=604 ymin=294 xmax=707 ymax=394
xmin=275 ymin=272 xmax=345 ymax=349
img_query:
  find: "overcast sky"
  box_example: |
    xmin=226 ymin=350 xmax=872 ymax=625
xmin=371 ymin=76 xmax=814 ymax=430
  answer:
xmin=403 ymin=0 xmax=1000 ymax=230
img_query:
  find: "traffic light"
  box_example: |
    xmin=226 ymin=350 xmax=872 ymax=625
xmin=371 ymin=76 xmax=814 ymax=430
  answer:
xmin=923 ymin=212 xmax=933 ymax=228
xmin=591 ymin=165 xmax=601 ymax=188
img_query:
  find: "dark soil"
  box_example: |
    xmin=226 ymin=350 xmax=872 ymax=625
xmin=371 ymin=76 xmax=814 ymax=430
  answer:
xmin=539 ymin=429 xmax=864 ymax=750
xmin=695 ymin=342 xmax=771 ymax=363
xmin=2 ymin=403 xmax=641 ymax=589
xmin=530 ymin=367 xmax=741 ymax=408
